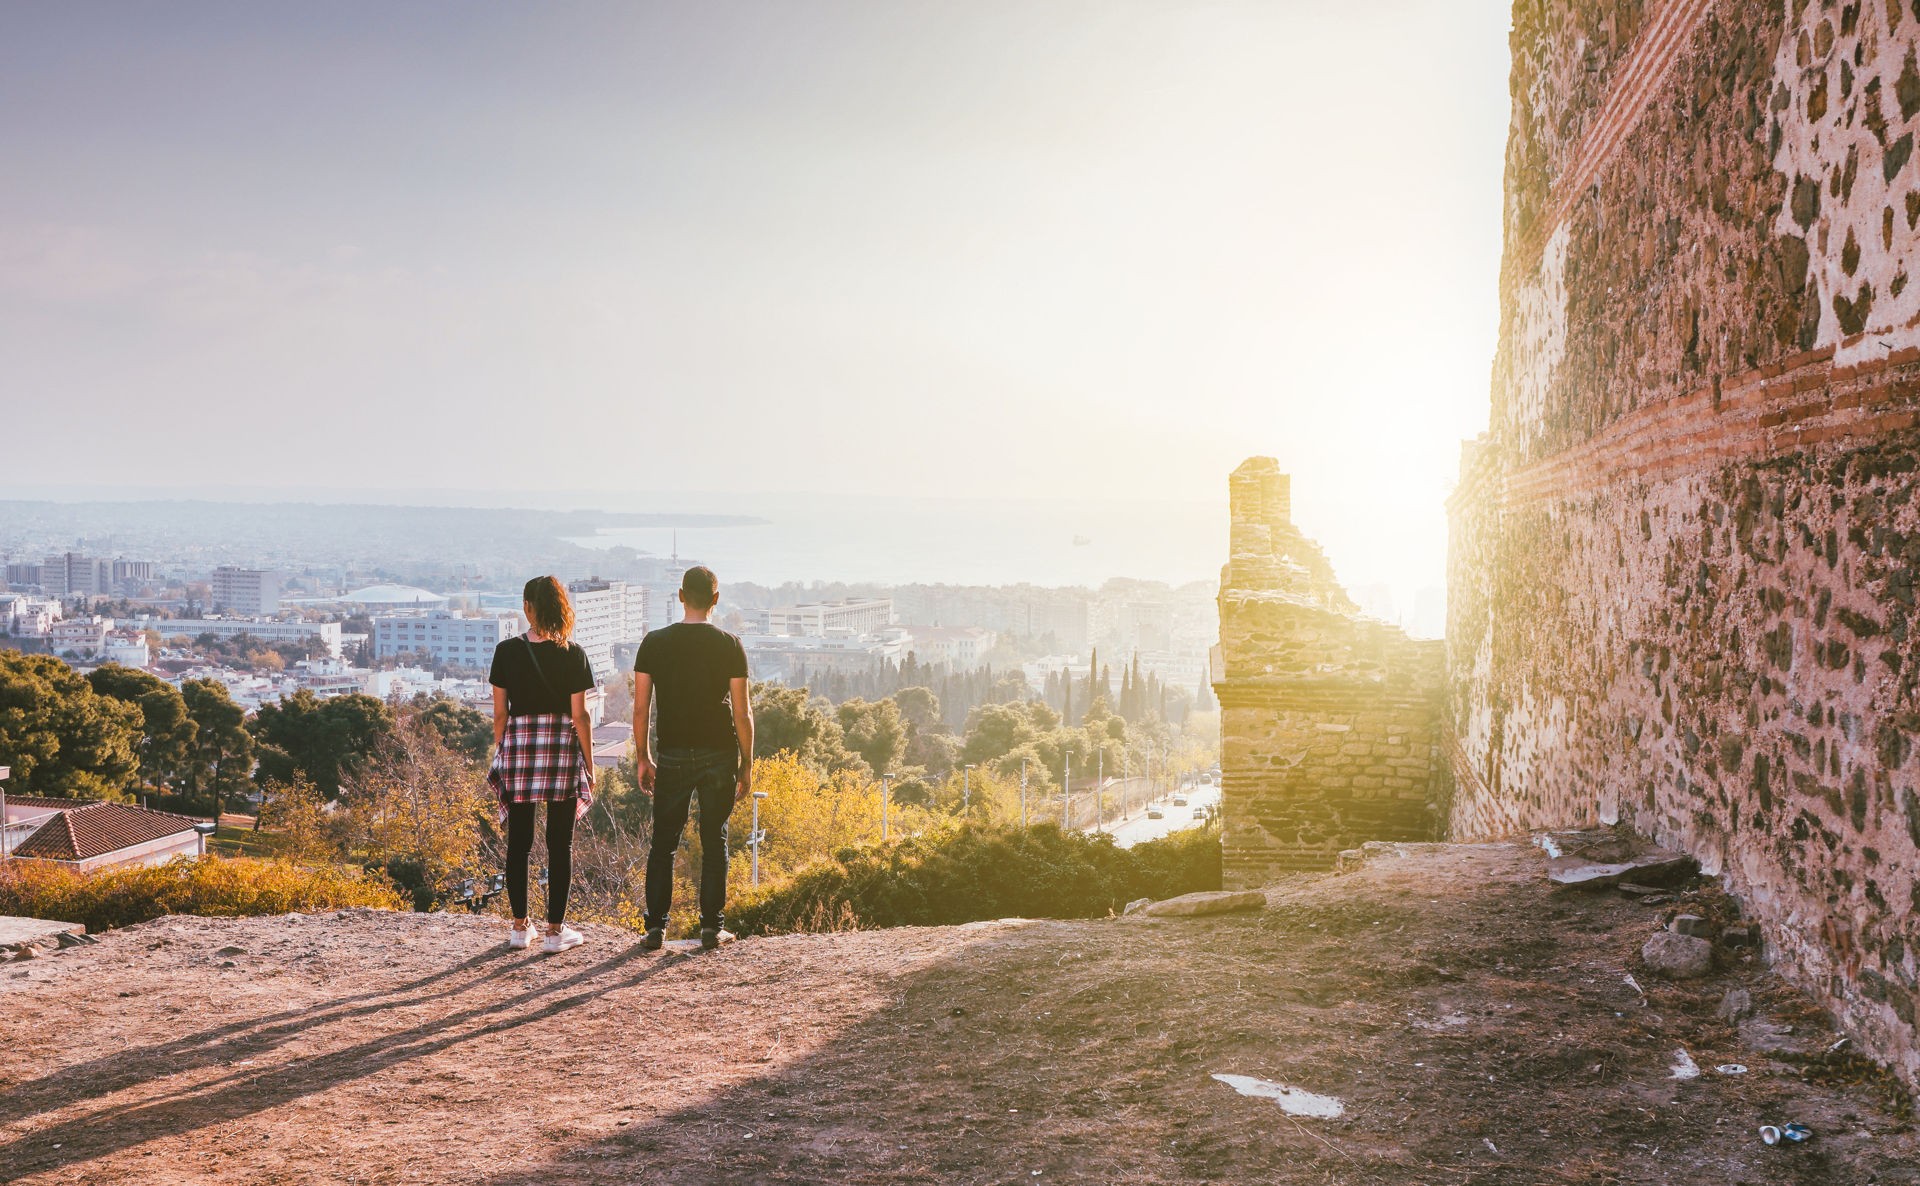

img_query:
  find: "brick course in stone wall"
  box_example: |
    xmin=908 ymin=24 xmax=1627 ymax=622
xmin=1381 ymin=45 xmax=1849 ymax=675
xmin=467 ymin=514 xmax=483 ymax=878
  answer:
xmin=1454 ymin=0 xmax=1920 ymax=1089
xmin=1215 ymin=459 xmax=1448 ymax=886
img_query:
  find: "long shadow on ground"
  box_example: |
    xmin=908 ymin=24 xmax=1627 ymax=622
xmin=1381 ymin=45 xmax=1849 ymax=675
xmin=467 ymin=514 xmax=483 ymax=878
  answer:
xmin=0 ymin=939 xmax=669 ymax=1180
xmin=479 ymin=868 xmax=1919 ymax=1186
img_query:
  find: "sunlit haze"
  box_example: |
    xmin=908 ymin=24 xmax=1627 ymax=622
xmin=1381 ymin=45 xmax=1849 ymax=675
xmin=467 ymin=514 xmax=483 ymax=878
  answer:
xmin=1 ymin=2 xmax=1510 ymax=625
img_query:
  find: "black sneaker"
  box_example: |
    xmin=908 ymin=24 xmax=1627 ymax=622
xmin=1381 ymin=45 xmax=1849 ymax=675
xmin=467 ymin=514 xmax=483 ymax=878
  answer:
xmin=639 ymin=928 xmax=663 ymax=952
xmin=700 ymin=926 xmax=735 ymax=950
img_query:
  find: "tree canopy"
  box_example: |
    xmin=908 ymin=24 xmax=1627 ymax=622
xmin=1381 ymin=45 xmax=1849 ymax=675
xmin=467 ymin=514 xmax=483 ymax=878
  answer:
xmin=87 ymin=663 xmax=197 ymax=793
xmin=250 ymin=690 xmax=396 ymax=797
xmin=0 ymin=651 xmax=141 ymax=800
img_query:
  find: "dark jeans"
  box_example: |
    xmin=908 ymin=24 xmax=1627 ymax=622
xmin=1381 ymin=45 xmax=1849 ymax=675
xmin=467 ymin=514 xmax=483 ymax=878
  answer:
xmin=644 ymin=746 xmax=737 ymax=931
xmin=505 ymin=800 xmax=575 ymax=925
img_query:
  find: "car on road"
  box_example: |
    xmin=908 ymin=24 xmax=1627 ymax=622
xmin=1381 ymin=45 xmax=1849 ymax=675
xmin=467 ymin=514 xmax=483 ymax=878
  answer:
xmin=1192 ymin=806 xmax=1206 ymax=819
xmin=1146 ymin=806 xmax=1164 ymax=819
xmin=1172 ymin=795 xmax=1187 ymax=806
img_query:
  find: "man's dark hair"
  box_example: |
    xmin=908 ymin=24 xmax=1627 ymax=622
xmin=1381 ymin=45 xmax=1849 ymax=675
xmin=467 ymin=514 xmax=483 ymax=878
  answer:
xmin=680 ymin=565 xmax=719 ymax=611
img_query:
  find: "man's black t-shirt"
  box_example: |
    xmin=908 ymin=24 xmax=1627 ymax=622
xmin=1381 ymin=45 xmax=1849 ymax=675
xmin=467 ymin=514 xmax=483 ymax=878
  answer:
xmin=489 ymin=636 xmax=596 ymax=716
xmin=633 ymin=622 xmax=749 ymax=751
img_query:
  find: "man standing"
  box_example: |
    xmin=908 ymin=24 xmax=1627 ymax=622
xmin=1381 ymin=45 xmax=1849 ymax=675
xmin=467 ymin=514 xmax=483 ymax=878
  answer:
xmin=633 ymin=565 xmax=753 ymax=951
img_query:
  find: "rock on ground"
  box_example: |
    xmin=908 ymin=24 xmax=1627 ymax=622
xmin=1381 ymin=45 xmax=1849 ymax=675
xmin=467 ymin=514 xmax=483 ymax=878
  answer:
xmin=1642 ymin=930 xmax=1715 ymax=979
xmin=1142 ymin=890 xmax=1267 ymax=918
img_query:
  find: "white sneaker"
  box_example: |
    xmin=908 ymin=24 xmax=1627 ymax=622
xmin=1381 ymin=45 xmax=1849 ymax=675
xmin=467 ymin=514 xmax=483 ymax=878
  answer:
xmin=542 ymin=925 xmax=585 ymax=953
xmin=508 ymin=924 xmax=534 ymax=950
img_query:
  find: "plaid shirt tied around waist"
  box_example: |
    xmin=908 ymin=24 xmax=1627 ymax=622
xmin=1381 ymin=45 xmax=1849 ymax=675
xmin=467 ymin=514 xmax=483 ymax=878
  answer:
xmin=488 ymin=712 xmax=594 ymax=821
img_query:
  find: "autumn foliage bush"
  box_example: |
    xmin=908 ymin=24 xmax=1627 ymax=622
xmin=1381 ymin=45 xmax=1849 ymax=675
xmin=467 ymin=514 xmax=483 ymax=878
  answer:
xmin=727 ymin=821 xmax=1220 ymax=936
xmin=0 ymin=856 xmax=403 ymax=933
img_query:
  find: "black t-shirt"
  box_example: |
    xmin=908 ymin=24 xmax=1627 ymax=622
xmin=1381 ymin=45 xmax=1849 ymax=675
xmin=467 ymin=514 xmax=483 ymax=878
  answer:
xmin=633 ymin=622 xmax=750 ymax=750
xmin=489 ymin=636 xmax=595 ymax=716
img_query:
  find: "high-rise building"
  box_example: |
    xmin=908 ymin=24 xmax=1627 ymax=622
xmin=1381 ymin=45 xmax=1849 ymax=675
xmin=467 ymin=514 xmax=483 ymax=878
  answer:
xmin=210 ymin=567 xmax=280 ymax=615
xmin=41 ymin=553 xmax=110 ymax=599
xmin=568 ymin=578 xmax=648 ymax=683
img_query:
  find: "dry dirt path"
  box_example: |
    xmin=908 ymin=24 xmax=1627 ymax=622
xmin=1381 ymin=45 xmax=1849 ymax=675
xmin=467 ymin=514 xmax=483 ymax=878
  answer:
xmin=1 ymin=842 xmax=1914 ymax=1184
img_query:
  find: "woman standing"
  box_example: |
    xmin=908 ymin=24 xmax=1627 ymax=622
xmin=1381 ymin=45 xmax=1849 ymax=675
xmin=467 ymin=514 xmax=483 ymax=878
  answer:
xmin=487 ymin=575 xmax=596 ymax=953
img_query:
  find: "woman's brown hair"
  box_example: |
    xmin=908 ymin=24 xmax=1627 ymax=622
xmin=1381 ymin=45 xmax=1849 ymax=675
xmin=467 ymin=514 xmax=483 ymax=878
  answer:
xmin=522 ymin=576 xmax=575 ymax=643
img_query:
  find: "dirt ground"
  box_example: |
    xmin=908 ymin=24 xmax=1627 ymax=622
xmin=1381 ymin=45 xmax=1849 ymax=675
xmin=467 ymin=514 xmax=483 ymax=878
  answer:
xmin=2 ymin=841 xmax=1915 ymax=1185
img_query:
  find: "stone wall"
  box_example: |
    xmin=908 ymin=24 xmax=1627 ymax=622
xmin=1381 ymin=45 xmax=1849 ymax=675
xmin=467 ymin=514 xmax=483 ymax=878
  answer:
xmin=1214 ymin=459 xmax=1449 ymax=886
xmin=1451 ymin=0 xmax=1920 ymax=1086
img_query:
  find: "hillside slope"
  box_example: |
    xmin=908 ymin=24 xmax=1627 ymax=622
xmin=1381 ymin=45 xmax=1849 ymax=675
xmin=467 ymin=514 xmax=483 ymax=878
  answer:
xmin=2 ymin=843 xmax=1914 ymax=1185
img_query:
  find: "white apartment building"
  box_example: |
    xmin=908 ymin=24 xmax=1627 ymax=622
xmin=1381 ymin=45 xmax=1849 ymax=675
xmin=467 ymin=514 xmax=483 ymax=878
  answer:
xmin=210 ymin=566 xmax=280 ymax=615
xmin=102 ymin=632 xmax=151 ymax=666
xmin=372 ymin=612 xmax=514 ymax=670
xmin=146 ymin=618 xmax=343 ymax=659
xmin=47 ymin=616 xmax=108 ymax=657
xmin=765 ymin=598 xmax=893 ymax=639
xmin=568 ymin=578 xmax=648 ymax=682
xmin=1 ymin=595 xmax=62 ymax=637
xmin=903 ymin=626 xmax=997 ymax=672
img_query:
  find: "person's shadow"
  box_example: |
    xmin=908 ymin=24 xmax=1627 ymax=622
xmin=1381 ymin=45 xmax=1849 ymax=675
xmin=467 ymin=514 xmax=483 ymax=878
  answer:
xmin=1 ymin=938 xmax=669 ymax=1180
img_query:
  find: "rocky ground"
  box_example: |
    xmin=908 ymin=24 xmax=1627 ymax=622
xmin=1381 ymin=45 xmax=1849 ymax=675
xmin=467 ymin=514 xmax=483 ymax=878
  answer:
xmin=1 ymin=841 xmax=1915 ymax=1185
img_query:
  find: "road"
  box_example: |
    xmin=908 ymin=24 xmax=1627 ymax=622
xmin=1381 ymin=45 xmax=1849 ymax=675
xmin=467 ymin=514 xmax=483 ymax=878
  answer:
xmin=1089 ymin=782 xmax=1221 ymax=848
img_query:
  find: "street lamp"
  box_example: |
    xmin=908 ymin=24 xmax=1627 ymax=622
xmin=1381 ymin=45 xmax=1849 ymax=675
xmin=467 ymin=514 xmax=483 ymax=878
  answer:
xmin=962 ymin=764 xmax=976 ymax=813
xmin=1062 ymin=754 xmax=1072 ymax=829
xmin=0 ymin=765 xmax=10 ymax=863
xmin=881 ymin=774 xmax=892 ymax=842
xmin=1019 ymin=757 xmax=1027 ymax=829
xmin=749 ymin=791 xmax=769 ymax=886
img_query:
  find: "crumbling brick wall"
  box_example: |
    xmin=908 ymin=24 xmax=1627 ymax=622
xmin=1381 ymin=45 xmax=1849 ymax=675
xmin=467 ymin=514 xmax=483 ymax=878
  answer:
xmin=1215 ymin=459 xmax=1449 ymax=885
xmin=1451 ymin=0 xmax=1920 ymax=1086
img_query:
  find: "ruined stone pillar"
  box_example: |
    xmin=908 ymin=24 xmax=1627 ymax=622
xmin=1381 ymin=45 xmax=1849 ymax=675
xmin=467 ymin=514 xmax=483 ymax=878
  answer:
xmin=1213 ymin=458 xmax=1448 ymax=886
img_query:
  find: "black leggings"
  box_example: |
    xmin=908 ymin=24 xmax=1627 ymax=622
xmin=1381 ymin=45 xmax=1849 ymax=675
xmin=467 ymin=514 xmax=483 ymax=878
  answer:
xmin=505 ymin=800 xmax=575 ymax=925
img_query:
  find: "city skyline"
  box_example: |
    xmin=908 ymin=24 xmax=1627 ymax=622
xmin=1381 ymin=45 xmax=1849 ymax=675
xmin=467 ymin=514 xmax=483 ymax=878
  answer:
xmin=2 ymin=1 xmax=1510 ymax=614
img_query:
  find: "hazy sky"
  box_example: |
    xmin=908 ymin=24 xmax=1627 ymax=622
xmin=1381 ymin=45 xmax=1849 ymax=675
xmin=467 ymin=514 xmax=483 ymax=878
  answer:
xmin=1 ymin=2 xmax=1511 ymax=602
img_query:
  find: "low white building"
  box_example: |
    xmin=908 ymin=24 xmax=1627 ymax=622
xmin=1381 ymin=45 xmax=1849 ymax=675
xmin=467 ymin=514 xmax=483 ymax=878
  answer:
xmin=765 ymin=598 xmax=893 ymax=639
xmin=47 ymin=616 xmax=108 ymax=657
xmin=145 ymin=618 xmax=343 ymax=659
xmin=3 ymin=797 xmax=205 ymax=871
xmin=372 ymin=611 xmax=513 ymax=670
xmin=102 ymin=632 xmax=151 ymax=666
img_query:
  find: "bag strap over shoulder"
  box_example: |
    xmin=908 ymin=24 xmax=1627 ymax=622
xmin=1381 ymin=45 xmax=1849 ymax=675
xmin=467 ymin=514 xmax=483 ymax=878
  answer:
xmin=521 ymin=634 xmax=561 ymax=699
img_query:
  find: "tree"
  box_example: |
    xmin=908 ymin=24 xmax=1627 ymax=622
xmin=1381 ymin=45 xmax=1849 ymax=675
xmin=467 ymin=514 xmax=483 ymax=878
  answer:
xmin=87 ymin=663 xmax=197 ymax=792
xmin=0 ymin=651 xmax=142 ymax=800
xmin=835 ymin=698 xmax=906 ymax=776
xmin=601 ymin=670 xmax=634 ymax=726
xmin=409 ymin=695 xmax=491 ymax=762
xmin=336 ymin=722 xmax=492 ymax=909
xmin=737 ymin=753 xmax=885 ymax=882
xmin=751 ymin=683 xmax=863 ymax=773
xmin=250 ymin=690 xmax=397 ymax=797
xmin=181 ymin=678 xmax=255 ymax=820
xmin=893 ymin=686 xmax=941 ymax=733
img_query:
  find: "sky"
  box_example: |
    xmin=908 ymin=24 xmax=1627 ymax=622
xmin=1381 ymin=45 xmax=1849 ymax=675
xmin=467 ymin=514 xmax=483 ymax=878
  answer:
xmin=0 ymin=2 xmax=1512 ymax=614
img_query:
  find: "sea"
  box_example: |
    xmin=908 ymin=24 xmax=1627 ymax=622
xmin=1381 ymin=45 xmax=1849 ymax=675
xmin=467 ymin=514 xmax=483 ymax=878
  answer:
xmin=562 ymin=492 xmax=1228 ymax=590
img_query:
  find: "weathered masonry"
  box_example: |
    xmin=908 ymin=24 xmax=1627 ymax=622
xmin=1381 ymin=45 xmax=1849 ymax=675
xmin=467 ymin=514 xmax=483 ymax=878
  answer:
xmin=1212 ymin=459 xmax=1449 ymax=886
xmin=1450 ymin=0 xmax=1920 ymax=1086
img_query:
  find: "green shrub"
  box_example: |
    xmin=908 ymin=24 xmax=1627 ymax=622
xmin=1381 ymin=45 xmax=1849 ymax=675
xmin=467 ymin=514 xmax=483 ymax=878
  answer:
xmin=729 ymin=822 xmax=1220 ymax=936
xmin=0 ymin=856 xmax=404 ymax=933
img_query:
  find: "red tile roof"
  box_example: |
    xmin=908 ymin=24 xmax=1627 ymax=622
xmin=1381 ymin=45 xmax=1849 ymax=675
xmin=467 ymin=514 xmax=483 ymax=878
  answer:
xmin=12 ymin=802 xmax=199 ymax=861
xmin=1 ymin=795 xmax=90 ymax=810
